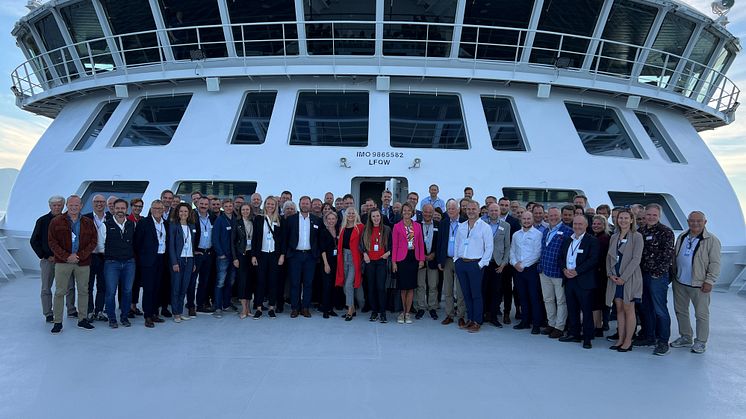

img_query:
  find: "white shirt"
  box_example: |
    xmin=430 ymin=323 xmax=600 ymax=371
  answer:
xmin=93 ymin=212 xmax=106 ymax=253
xmin=422 ymin=222 xmax=435 ymax=254
xmin=566 ymin=233 xmax=585 ymax=270
xmin=676 ymin=234 xmax=700 ymax=286
xmin=510 ymin=227 xmax=542 ymax=268
xmin=297 ymin=213 xmax=311 ymax=250
xmin=243 ymin=218 xmax=253 ymax=251
xmin=153 ymin=216 xmax=166 ymax=254
xmin=261 ymin=216 xmax=277 ymax=253
xmin=180 ymin=225 xmax=193 ymax=258
xmin=454 ymin=218 xmax=493 ymax=268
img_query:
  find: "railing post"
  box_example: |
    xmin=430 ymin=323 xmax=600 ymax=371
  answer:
xmin=216 ymin=0 xmax=238 ymax=57
xmin=520 ymin=0 xmax=545 ymax=63
xmin=631 ymin=5 xmax=670 ymax=81
xmin=91 ymin=0 xmax=125 ymax=69
xmin=51 ymin=8 xmax=86 ymax=77
xmin=294 ymin=0 xmax=309 ymax=56
xmin=582 ymin=0 xmax=614 ymax=70
xmin=148 ymin=0 xmax=175 ymax=62
xmin=449 ymin=0 xmax=467 ymax=59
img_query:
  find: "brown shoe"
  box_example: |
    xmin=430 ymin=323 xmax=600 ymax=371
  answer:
xmin=144 ymin=318 xmax=155 ymax=328
xmin=503 ymin=314 xmax=511 ymax=325
xmin=458 ymin=318 xmax=467 ymax=329
xmin=541 ymin=327 xmax=553 ymax=335
xmin=441 ymin=316 xmax=454 ymax=325
xmin=549 ymin=329 xmax=564 ymax=339
xmin=467 ymin=322 xmax=481 ymax=333
xmin=302 ymin=309 xmax=311 ymax=318
xmin=290 ymin=310 xmax=299 ymax=318
xmin=188 ymin=308 xmax=197 ymax=317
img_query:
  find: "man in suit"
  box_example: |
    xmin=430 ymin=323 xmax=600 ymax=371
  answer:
xmin=380 ymin=190 xmax=395 ymax=224
xmin=498 ymin=197 xmax=521 ymax=323
xmin=212 ymin=198 xmax=237 ymax=317
xmin=83 ymin=194 xmax=109 ymax=322
xmin=406 ymin=192 xmax=424 ymax=222
xmin=559 ymin=215 xmax=600 ymax=349
xmin=134 ymin=199 xmax=169 ymax=328
xmin=285 ymin=196 xmax=322 ymax=318
xmin=188 ymin=196 xmax=217 ymax=315
xmin=437 ymin=199 xmax=467 ymax=326
xmin=415 ymin=204 xmax=440 ymax=320
xmin=483 ymin=203 xmax=511 ymax=328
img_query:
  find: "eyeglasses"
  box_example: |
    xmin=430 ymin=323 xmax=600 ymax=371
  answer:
xmin=133 ymin=205 xmax=143 ymax=209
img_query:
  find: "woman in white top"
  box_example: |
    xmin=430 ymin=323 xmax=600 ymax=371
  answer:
xmin=251 ymin=197 xmax=285 ymax=319
xmin=233 ymin=204 xmax=255 ymax=319
xmin=168 ymin=203 xmax=197 ymax=323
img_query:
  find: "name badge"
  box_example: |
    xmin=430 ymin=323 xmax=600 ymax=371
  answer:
xmin=616 ymin=255 xmax=620 ymax=263
xmin=226 ymin=226 xmax=231 ymax=231
xmin=498 ymin=226 xmax=505 ymax=231
xmin=464 ymin=239 xmax=469 ymax=247
xmin=407 ymin=240 xmax=414 ymax=250
xmin=273 ymin=222 xmax=279 ymax=226
xmin=246 ymin=239 xmax=252 ymax=249
xmin=449 ymin=236 xmax=455 ymax=243
xmin=313 ymin=224 xmax=319 ymax=229
xmin=557 ymin=231 xmax=564 ymax=235
xmin=266 ymin=233 xmax=273 ymax=241
xmin=373 ymin=244 xmax=379 ymax=252
xmin=71 ymin=232 xmax=77 ymax=241
xmin=192 ymin=229 xmax=197 ymax=233
xmin=684 ymin=249 xmax=692 ymax=256
xmin=621 ymin=239 xmax=627 ymax=244
xmin=646 ymin=235 xmax=653 ymax=241
xmin=577 ymin=249 xmax=584 ymax=254
xmin=333 ymin=249 xmax=338 ymax=256
xmin=203 ymin=231 xmax=209 ymax=238
xmin=433 ymin=228 xmax=438 ymax=232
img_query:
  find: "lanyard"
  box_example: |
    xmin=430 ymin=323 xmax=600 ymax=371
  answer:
xmin=686 ymin=235 xmax=697 ymax=251
xmin=200 ymin=216 xmax=211 ymax=232
xmin=450 ymin=221 xmax=458 ymax=238
xmin=570 ymin=239 xmax=582 ymax=257
xmin=617 ymin=232 xmax=628 ymax=253
xmin=183 ymin=225 xmax=190 ymax=245
xmin=546 ymin=225 xmax=560 ymax=246
xmin=265 ymin=216 xmax=275 ymax=236
xmin=155 ymin=220 xmax=164 ymax=240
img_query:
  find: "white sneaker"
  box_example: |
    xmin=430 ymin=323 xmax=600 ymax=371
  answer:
xmin=173 ymin=316 xmax=182 ymax=323
xmin=405 ymin=313 xmax=413 ymax=324
xmin=397 ymin=312 xmax=405 ymax=324
xmin=670 ymin=336 xmax=693 ymax=348
xmin=212 ymin=309 xmax=223 ymax=319
xmin=181 ymin=314 xmax=191 ymax=320
xmin=691 ymin=341 xmax=707 ymax=354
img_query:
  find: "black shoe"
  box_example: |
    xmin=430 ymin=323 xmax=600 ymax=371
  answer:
xmin=429 ymin=309 xmax=438 ymax=320
xmin=95 ymin=312 xmax=108 ymax=322
xmin=415 ymin=309 xmax=425 ymax=320
xmin=323 ymin=312 xmax=330 ymax=319
xmin=197 ymin=306 xmax=215 ymax=314
xmin=275 ymin=305 xmax=284 ymax=314
xmin=617 ymin=344 xmax=633 ymax=352
xmin=531 ymin=326 xmax=541 ymax=335
xmin=67 ymin=311 xmax=78 ymax=319
xmin=513 ymin=322 xmax=530 ymax=330
xmin=515 ymin=311 xmax=522 ymax=320
xmin=51 ymin=323 xmax=62 ymax=334
xmin=583 ymin=341 xmax=592 ymax=349
xmin=490 ymin=320 xmax=503 ymax=328
xmin=127 ymin=311 xmax=135 ymax=319
xmin=109 ymin=320 xmax=118 ymax=329
xmin=134 ymin=307 xmax=143 ymax=316
xmin=121 ymin=319 xmax=131 ymax=327
xmin=160 ymin=308 xmax=172 ymax=318
xmin=369 ymin=313 xmax=379 ymax=322
xmin=268 ymin=310 xmax=276 ymax=318
xmin=45 ymin=315 xmax=54 ymax=323
xmin=253 ymin=311 xmax=262 ymax=320
xmin=603 ymin=323 xmax=610 ymax=331
xmin=344 ymin=314 xmax=353 ymax=321
xmin=559 ymin=335 xmax=582 ymax=343
xmin=380 ymin=314 xmax=387 ymax=323
xmin=328 ymin=310 xmax=338 ymax=317
xmin=653 ymin=342 xmax=670 ymax=356
xmin=77 ymin=319 xmax=95 ymax=330
xmin=633 ymin=337 xmax=656 ymax=347
xmin=609 ymin=345 xmax=621 ymax=350
xmin=606 ymin=332 xmax=619 ymax=342
xmin=594 ymin=328 xmax=604 ymax=337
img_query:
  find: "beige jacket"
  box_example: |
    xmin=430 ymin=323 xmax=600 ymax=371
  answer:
xmin=672 ymin=228 xmax=721 ymax=287
xmin=605 ymin=230 xmax=643 ymax=305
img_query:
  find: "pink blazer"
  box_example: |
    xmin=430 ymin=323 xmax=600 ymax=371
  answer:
xmin=391 ymin=221 xmax=426 ymax=262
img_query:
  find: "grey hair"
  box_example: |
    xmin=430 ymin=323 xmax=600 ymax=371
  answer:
xmin=48 ymin=195 xmax=65 ymax=204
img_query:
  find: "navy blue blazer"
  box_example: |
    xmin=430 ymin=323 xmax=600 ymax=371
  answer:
xmin=212 ymin=213 xmax=236 ymax=259
xmin=168 ymin=222 xmax=198 ymax=267
xmin=134 ymin=216 xmax=169 ymax=267
xmin=559 ymin=233 xmax=600 ymax=289
xmin=284 ymin=213 xmax=322 ymax=258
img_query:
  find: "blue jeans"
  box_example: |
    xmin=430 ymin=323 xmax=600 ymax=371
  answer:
xmin=289 ymin=251 xmax=316 ymax=311
xmin=455 ymin=260 xmax=484 ymax=324
xmin=171 ymin=257 xmax=194 ymax=315
xmin=214 ymin=256 xmax=235 ymax=310
xmin=104 ymin=258 xmax=135 ymax=321
xmin=642 ymin=272 xmax=671 ymax=343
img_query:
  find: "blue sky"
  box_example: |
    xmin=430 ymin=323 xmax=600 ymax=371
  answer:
xmin=0 ymin=0 xmax=744 ymax=218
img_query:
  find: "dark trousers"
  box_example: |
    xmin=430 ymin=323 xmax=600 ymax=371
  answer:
xmin=322 ymin=261 xmax=337 ymax=313
xmin=87 ymin=253 xmax=106 ymax=315
xmin=140 ymin=254 xmax=165 ymax=318
xmin=256 ymin=251 xmax=280 ymax=309
xmin=366 ymin=259 xmax=388 ymax=315
xmin=187 ymin=250 xmax=213 ymax=309
xmin=236 ymin=252 xmax=255 ymax=301
xmin=131 ymin=264 xmax=142 ymax=306
xmin=289 ymin=251 xmax=316 ymax=311
xmin=159 ymin=256 xmax=172 ymax=311
xmin=514 ymin=264 xmax=541 ymax=327
xmin=455 ymin=260 xmax=484 ymax=324
xmin=501 ymin=264 xmax=516 ymax=315
xmin=276 ymin=264 xmax=288 ymax=310
xmin=565 ymin=279 xmax=595 ymax=342
xmin=483 ymin=260 xmax=503 ymax=322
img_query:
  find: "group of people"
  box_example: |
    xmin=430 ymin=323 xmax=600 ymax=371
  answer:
xmin=31 ymin=185 xmax=720 ymax=355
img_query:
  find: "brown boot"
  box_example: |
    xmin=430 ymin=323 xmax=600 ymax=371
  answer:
xmin=549 ymin=328 xmax=564 ymax=339
xmin=441 ymin=316 xmax=454 ymax=325
xmin=458 ymin=318 xmax=468 ymax=329
xmin=302 ymin=309 xmax=311 ymax=318
xmin=467 ymin=322 xmax=481 ymax=333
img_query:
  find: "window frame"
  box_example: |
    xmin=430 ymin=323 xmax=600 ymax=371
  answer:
xmin=480 ymin=95 xmax=528 ymax=152
xmin=564 ymin=101 xmax=644 ymax=160
xmin=70 ymin=100 xmax=121 ymax=151
xmin=288 ymin=90 xmax=370 ymax=148
xmin=229 ymin=90 xmax=278 ymax=145
xmin=607 ymin=191 xmax=684 ymax=230
xmin=78 ymin=180 xmax=150 ymax=214
xmin=112 ymin=94 xmax=193 ymax=148
xmin=174 ymin=181 xmax=258 ymax=200
xmin=633 ymin=112 xmax=685 ymax=164
xmin=389 ymin=91 xmax=470 ymax=150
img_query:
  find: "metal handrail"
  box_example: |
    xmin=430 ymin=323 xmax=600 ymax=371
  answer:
xmin=10 ymin=20 xmax=739 ymax=117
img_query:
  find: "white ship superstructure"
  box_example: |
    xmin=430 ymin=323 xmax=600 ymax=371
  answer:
xmin=2 ymin=0 xmax=745 ymax=287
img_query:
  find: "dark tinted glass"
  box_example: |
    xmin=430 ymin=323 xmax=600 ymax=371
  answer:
xmin=608 ymin=192 xmax=682 ymax=229
xmin=460 ymin=0 xmax=535 ymax=61
xmin=229 ymin=0 xmax=298 ymax=56
xmin=531 ymin=0 xmax=604 ymax=67
xmin=481 ymin=97 xmax=525 ymax=151
xmin=80 ymin=181 xmax=149 ymax=214
xmin=74 ymin=101 xmax=120 ymax=150
xmin=100 ymin=0 xmax=162 ymax=64
xmin=565 ymin=103 xmax=641 ymax=158
xmin=159 ymin=0 xmax=226 ymax=59
xmin=176 ymin=181 xmax=257 ymax=199
xmin=594 ymin=0 xmax=657 ymax=76
xmin=677 ymin=30 xmax=719 ymax=94
xmin=60 ymin=0 xmax=115 ymax=74
xmin=390 ymin=93 xmax=467 ymax=149
xmin=503 ymin=188 xmax=579 ymax=207
xmin=232 ymin=92 xmax=277 ymax=144
xmin=115 ymin=95 xmax=192 ymax=147
xmin=304 ymin=0 xmax=375 ymax=55
xmin=290 ymin=92 xmax=369 ymax=147
xmin=19 ymin=31 xmax=53 ymax=83
xmin=383 ymin=0 xmax=457 ymax=57
xmin=634 ymin=112 xmax=680 ymax=163
xmin=34 ymin=13 xmax=80 ymax=81
xmin=639 ymin=13 xmax=695 ymax=87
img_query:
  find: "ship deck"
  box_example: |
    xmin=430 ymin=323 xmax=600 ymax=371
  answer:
xmin=1 ymin=272 xmax=745 ymax=419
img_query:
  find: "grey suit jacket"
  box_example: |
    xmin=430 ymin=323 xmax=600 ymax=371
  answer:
xmin=490 ymin=219 xmax=511 ymax=265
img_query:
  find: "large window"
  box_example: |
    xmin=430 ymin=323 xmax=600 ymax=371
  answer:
xmin=100 ymin=0 xmax=162 ymax=65
xmin=290 ymin=92 xmax=369 ymax=147
xmin=678 ymin=30 xmax=719 ymax=96
xmin=80 ymin=181 xmax=149 ymax=214
xmin=228 ymin=0 xmax=298 ymax=57
xmin=634 ymin=113 xmax=681 ymax=163
xmin=608 ymin=192 xmax=683 ymax=230
xmin=60 ymin=0 xmax=115 ymax=74
xmin=176 ymin=181 xmax=257 ymax=199
xmin=232 ymin=92 xmax=277 ymax=144
xmin=566 ymin=103 xmax=641 ymax=158
xmin=531 ymin=0 xmax=605 ymax=67
xmin=639 ymin=13 xmax=695 ymax=87
xmin=383 ymin=0 xmax=457 ymax=58
xmin=115 ymin=95 xmax=192 ymax=147
xmin=304 ymin=0 xmax=375 ymax=55
xmin=594 ymin=0 xmax=657 ymax=76
xmin=158 ymin=0 xmax=226 ymax=59
xmin=34 ymin=13 xmax=80 ymax=81
xmin=460 ymin=0 xmax=535 ymax=61
xmin=73 ymin=101 xmax=120 ymax=151
xmin=390 ymin=93 xmax=467 ymax=149
xmin=503 ymin=188 xmax=580 ymax=208
xmin=481 ymin=97 xmax=526 ymax=151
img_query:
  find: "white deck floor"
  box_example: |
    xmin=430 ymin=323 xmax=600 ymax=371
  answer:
xmin=1 ymin=273 xmax=745 ymax=419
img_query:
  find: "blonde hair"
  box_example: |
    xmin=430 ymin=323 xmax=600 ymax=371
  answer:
xmin=263 ymin=196 xmax=281 ymax=225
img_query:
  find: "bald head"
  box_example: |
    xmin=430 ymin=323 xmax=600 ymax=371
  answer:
xmin=572 ymin=215 xmax=588 ymax=236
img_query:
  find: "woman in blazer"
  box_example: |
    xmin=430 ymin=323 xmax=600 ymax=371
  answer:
xmin=605 ymin=209 xmax=643 ymax=352
xmin=335 ymin=207 xmax=365 ymax=321
xmin=592 ymin=215 xmax=611 ymax=336
xmin=320 ymin=211 xmax=339 ymax=319
xmin=360 ymin=208 xmax=392 ymax=323
xmin=392 ymin=203 xmax=425 ymax=324
xmin=233 ymin=203 xmax=255 ymax=319
xmin=251 ymin=196 xmax=285 ymax=319
xmin=168 ymin=203 xmax=198 ymax=323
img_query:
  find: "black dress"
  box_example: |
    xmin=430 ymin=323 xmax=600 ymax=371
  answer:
xmin=397 ymin=250 xmax=418 ymax=291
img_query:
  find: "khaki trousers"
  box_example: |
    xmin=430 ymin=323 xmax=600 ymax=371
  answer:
xmin=673 ymin=280 xmax=710 ymax=343
xmin=40 ymin=258 xmax=76 ymax=317
xmin=540 ymin=273 xmax=567 ymax=329
xmin=415 ymin=265 xmax=439 ymax=311
xmin=442 ymin=257 xmax=465 ymax=319
xmin=53 ymin=263 xmax=90 ymax=323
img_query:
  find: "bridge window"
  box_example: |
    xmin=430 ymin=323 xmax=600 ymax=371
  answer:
xmin=460 ymin=0 xmax=535 ymax=61
xmin=502 ymin=188 xmax=581 ymax=208
xmin=593 ymin=0 xmax=657 ymax=76
xmin=34 ymin=13 xmax=80 ymax=81
xmin=639 ymin=13 xmax=696 ymax=88
xmin=304 ymin=0 xmax=376 ymax=55
xmin=80 ymin=181 xmax=149 ymax=214
xmin=158 ymin=0 xmax=226 ymax=59
xmin=481 ymin=97 xmax=526 ymax=151
xmin=608 ymin=192 xmax=683 ymax=230
xmin=390 ymin=93 xmax=467 ymax=150
xmin=531 ymin=0 xmax=605 ymax=68
xmin=228 ymin=0 xmax=298 ymax=56
xmin=175 ymin=181 xmax=257 ymax=200
xmin=115 ymin=95 xmax=192 ymax=147
xmin=565 ymin=103 xmax=641 ymax=159
xmin=634 ymin=112 xmax=682 ymax=163
xmin=231 ymin=92 xmax=277 ymax=144
xmin=290 ymin=92 xmax=369 ymax=147
xmin=383 ymin=0 xmax=457 ymax=58
xmin=73 ymin=101 xmax=120 ymax=151
xmin=100 ymin=0 xmax=162 ymax=65
xmin=60 ymin=0 xmax=115 ymax=74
